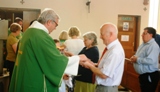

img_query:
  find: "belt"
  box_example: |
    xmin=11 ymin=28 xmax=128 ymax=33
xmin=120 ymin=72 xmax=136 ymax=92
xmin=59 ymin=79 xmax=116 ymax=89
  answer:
xmin=140 ymin=71 xmax=158 ymax=76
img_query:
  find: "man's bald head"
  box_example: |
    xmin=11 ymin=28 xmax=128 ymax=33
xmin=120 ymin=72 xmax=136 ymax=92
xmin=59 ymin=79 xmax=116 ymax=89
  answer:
xmin=100 ymin=23 xmax=118 ymax=45
xmin=100 ymin=23 xmax=118 ymax=36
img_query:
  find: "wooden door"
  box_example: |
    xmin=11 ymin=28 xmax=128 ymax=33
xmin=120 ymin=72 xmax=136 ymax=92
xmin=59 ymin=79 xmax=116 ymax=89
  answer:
xmin=23 ymin=10 xmax=40 ymax=32
xmin=117 ymin=15 xmax=141 ymax=92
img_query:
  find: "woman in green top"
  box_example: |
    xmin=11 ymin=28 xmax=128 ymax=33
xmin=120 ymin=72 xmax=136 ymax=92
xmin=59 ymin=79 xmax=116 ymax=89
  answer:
xmin=59 ymin=30 xmax=68 ymax=49
xmin=6 ymin=23 xmax=22 ymax=83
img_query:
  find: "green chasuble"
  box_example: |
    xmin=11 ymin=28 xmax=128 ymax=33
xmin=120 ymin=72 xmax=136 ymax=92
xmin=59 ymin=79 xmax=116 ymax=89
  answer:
xmin=9 ymin=28 xmax=68 ymax=92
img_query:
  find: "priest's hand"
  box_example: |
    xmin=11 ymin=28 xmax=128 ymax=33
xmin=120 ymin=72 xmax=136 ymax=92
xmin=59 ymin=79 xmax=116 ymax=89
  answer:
xmin=63 ymin=74 xmax=69 ymax=80
xmin=78 ymin=54 xmax=89 ymax=62
xmin=78 ymin=54 xmax=91 ymax=66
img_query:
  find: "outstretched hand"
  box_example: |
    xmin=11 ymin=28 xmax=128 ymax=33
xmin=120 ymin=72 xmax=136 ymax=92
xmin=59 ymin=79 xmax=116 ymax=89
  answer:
xmin=78 ymin=54 xmax=89 ymax=62
xmin=78 ymin=54 xmax=96 ymax=69
xmin=63 ymin=74 xmax=69 ymax=80
xmin=81 ymin=59 xmax=95 ymax=69
xmin=63 ymin=51 xmax=74 ymax=57
xmin=83 ymin=61 xmax=92 ymax=69
xmin=130 ymin=55 xmax=137 ymax=63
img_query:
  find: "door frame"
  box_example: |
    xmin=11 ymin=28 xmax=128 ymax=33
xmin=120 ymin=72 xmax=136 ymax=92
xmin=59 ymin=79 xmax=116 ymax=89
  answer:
xmin=118 ymin=15 xmax=141 ymax=92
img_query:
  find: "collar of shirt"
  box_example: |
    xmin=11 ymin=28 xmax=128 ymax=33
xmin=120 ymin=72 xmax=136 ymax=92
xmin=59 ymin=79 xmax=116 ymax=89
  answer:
xmin=144 ymin=38 xmax=154 ymax=44
xmin=106 ymin=39 xmax=119 ymax=50
xmin=29 ymin=21 xmax=49 ymax=34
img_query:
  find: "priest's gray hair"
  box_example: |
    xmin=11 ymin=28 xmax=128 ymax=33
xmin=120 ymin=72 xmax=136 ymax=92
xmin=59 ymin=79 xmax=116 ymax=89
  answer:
xmin=37 ymin=8 xmax=60 ymax=24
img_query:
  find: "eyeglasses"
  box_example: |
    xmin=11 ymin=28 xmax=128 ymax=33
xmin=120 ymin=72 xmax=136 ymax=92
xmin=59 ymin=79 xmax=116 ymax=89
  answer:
xmin=142 ymin=32 xmax=148 ymax=35
xmin=52 ymin=20 xmax=58 ymax=27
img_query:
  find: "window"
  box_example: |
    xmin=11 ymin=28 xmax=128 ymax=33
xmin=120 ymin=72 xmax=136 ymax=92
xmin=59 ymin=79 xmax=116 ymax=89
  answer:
xmin=148 ymin=0 xmax=159 ymax=30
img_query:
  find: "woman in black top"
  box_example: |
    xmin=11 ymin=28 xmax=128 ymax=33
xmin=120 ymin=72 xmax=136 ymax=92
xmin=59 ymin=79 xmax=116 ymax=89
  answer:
xmin=74 ymin=32 xmax=99 ymax=92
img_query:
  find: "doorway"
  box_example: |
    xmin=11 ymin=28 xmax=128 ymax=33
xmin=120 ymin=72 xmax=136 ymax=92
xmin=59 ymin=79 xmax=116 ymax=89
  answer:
xmin=0 ymin=7 xmax=40 ymax=32
xmin=117 ymin=15 xmax=141 ymax=92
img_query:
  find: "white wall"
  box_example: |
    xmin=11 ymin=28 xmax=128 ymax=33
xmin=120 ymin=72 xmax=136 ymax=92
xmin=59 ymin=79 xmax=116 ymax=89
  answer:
xmin=0 ymin=0 xmax=149 ymax=52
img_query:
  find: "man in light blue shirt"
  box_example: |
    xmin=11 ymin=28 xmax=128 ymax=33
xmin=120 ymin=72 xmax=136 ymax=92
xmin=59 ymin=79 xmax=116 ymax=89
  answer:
xmin=130 ymin=27 xmax=160 ymax=92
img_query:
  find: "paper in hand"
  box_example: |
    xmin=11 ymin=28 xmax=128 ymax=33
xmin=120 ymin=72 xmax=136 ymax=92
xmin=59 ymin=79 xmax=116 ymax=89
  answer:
xmin=125 ymin=58 xmax=131 ymax=61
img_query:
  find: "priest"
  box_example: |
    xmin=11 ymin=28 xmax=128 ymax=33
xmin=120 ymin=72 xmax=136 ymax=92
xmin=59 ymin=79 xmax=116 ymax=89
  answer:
xmin=9 ymin=8 xmax=89 ymax=92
